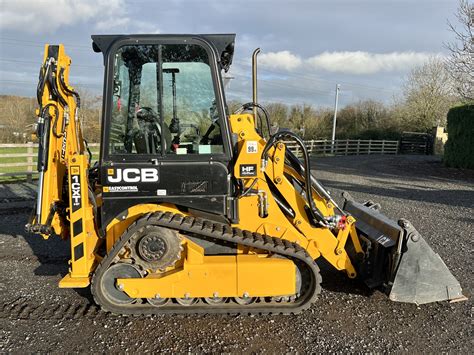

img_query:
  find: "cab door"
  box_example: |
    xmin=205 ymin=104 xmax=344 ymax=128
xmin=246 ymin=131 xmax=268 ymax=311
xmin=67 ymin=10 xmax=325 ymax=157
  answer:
xmin=99 ymin=37 xmax=233 ymax=226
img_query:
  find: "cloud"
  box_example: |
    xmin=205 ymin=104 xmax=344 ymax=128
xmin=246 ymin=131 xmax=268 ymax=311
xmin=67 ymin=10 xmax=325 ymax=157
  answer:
xmin=132 ymin=22 xmax=161 ymax=34
xmin=95 ymin=17 xmax=130 ymax=31
xmin=256 ymin=50 xmax=439 ymax=75
xmin=306 ymin=51 xmax=438 ymax=74
xmin=259 ymin=51 xmax=302 ymax=71
xmin=0 ymin=0 xmax=129 ymax=33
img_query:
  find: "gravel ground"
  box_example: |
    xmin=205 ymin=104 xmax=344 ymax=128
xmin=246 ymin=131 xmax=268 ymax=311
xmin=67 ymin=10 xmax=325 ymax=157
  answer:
xmin=0 ymin=155 xmax=472 ymax=353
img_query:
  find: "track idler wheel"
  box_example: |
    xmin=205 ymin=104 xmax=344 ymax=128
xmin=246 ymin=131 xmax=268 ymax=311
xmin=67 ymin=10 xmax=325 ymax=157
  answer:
xmin=100 ymin=263 xmax=142 ymax=305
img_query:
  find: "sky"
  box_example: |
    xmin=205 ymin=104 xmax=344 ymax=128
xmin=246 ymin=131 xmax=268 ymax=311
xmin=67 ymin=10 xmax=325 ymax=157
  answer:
xmin=0 ymin=0 xmax=460 ymax=108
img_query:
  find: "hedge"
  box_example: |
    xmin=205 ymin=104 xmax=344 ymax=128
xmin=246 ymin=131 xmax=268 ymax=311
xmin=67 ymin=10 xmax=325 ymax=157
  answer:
xmin=444 ymin=104 xmax=474 ymax=169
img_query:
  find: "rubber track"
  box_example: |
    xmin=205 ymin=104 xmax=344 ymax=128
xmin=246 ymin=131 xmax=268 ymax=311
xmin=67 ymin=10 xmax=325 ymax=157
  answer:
xmin=91 ymin=211 xmax=322 ymax=315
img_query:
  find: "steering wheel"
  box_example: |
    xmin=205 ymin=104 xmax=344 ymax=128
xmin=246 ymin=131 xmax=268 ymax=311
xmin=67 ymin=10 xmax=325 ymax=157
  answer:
xmin=136 ymin=107 xmax=157 ymax=122
xmin=133 ymin=107 xmax=172 ymax=153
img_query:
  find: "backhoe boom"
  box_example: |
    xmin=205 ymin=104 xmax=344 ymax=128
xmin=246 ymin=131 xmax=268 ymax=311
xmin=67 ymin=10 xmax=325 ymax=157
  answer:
xmin=26 ymin=44 xmax=100 ymax=287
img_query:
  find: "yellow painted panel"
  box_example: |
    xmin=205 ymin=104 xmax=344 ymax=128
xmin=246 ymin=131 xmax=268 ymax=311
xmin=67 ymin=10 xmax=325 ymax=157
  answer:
xmin=237 ymin=255 xmax=295 ymax=297
xmin=120 ymin=256 xmax=237 ymax=298
xmin=119 ymin=254 xmax=296 ymax=299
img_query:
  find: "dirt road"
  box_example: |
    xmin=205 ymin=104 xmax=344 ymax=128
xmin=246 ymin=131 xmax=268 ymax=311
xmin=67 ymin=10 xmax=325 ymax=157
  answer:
xmin=1 ymin=155 xmax=472 ymax=352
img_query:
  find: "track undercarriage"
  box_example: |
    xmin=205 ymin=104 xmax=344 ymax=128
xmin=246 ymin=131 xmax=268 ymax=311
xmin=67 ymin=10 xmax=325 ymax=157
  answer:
xmin=92 ymin=212 xmax=321 ymax=315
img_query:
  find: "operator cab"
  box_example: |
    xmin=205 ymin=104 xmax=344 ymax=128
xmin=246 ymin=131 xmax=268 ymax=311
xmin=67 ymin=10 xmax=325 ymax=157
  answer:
xmin=92 ymin=34 xmax=237 ymax=227
xmin=110 ymin=44 xmax=223 ymax=155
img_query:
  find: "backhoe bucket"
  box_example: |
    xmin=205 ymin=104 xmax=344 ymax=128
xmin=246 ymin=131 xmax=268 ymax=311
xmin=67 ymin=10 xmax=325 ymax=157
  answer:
xmin=343 ymin=197 xmax=465 ymax=305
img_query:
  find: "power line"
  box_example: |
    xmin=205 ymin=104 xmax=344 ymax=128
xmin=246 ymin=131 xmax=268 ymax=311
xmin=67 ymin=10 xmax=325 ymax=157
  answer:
xmin=261 ymin=79 xmax=333 ymax=97
xmin=234 ymin=60 xmax=397 ymax=95
xmin=233 ymin=59 xmax=397 ymax=94
xmin=0 ymin=37 xmax=92 ymax=49
xmin=1 ymin=39 xmax=398 ymax=96
xmin=0 ymin=39 xmax=92 ymax=52
xmin=231 ymin=73 xmax=335 ymax=97
xmin=234 ymin=58 xmax=387 ymax=90
xmin=0 ymin=79 xmax=102 ymax=89
xmin=0 ymin=58 xmax=102 ymax=70
xmin=1 ymin=39 xmax=399 ymax=94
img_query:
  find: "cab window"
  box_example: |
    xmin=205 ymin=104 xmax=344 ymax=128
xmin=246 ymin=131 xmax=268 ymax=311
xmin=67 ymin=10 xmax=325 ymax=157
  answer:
xmin=109 ymin=43 xmax=224 ymax=155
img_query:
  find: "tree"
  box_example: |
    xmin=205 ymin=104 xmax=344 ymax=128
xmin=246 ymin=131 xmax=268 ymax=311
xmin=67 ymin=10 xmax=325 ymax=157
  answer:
xmin=334 ymin=100 xmax=401 ymax=139
xmin=445 ymin=0 xmax=474 ymax=102
xmin=226 ymin=100 xmax=243 ymax=114
xmin=76 ymin=88 xmax=102 ymax=142
xmin=337 ymin=100 xmax=381 ymax=134
xmin=0 ymin=95 xmax=36 ymax=143
xmin=263 ymin=102 xmax=332 ymax=139
xmin=400 ymin=58 xmax=457 ymax=131
xmin=265 ymin=102 xmax=288 ymax=128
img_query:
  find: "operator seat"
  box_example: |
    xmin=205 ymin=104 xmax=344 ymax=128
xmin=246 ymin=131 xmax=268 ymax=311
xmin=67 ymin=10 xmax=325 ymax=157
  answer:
xmin=133 ymin=107 xmax=172 ymax=154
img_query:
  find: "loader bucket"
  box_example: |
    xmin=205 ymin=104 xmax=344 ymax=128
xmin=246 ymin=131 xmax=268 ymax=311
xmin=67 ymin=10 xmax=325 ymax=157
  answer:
xmin=343 ymin=196 xmax=465 ymax=305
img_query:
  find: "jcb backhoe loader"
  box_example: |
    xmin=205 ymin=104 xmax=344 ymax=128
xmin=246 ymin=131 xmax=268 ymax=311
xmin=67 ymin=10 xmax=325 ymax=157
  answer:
xmin=26 ymin=34 xmax=464 ymax=315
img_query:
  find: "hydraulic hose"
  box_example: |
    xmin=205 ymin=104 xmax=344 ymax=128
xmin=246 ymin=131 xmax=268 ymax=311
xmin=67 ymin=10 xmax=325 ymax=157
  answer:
xmin=38 ymin=59 xmax=69 ymax=138
xmin=49 ymin=68 xmax=68 ymax=108
xmin=36 ymin=65 xmax=46 ymax=107
xmin=36 ymin=59 xmax=53 ymax=109
xmin=234 ymin=102 xmax=271 ymax=138
xmin=239 ymin=178 xmax=258 ymax=198
xmin=285 ymin=148 xmax=345 ymax=216
xmin=59 ymin=67 xmax=81 ymax=108
xmin=83 ymin=139 xmax=93 ymax=165
xmin=262 ymin=130 xmax=327 ymax=226
xmin=59 ymin=67 xmax=84 ymax=153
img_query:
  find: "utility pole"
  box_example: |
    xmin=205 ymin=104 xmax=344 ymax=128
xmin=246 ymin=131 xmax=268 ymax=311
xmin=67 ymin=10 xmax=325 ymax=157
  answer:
xmin=223 ymin=75 xmax=234 ymax=88
xmin=331 ymin=84 xmax=340 ymax=154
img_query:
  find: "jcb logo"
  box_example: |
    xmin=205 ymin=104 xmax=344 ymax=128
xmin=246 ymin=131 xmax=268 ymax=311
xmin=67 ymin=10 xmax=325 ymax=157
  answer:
xmin=107 ymin=168 xmax=159 ymax=183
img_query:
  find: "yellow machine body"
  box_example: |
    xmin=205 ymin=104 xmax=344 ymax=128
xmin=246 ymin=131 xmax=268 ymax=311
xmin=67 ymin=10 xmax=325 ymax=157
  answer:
xmin=27 ymin=39 xmax=464 ymax=314
xmin=25 ymin=44 xmax=389 ymax=298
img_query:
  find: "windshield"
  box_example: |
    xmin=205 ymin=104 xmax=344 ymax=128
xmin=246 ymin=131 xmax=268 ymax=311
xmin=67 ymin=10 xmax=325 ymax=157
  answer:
xmin=109 ymin=43 xmax=224 ymax=155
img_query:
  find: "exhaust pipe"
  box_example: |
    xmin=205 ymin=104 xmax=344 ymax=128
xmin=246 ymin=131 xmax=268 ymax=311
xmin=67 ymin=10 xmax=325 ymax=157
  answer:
xmin=343 ymin=195 xmax=465 ymax=305
xmin=252 ymin=48 xmax=261 ymax=119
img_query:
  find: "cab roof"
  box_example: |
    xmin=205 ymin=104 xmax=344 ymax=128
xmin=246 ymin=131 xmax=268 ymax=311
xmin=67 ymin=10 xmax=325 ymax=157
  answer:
xmin=91 ymin=34 xmax=235 ymax=72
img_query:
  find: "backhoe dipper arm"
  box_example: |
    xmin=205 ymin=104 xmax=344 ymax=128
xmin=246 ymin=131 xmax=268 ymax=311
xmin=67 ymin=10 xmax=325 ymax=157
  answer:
xmin=26 ymin=44 xmax=100 ymax=288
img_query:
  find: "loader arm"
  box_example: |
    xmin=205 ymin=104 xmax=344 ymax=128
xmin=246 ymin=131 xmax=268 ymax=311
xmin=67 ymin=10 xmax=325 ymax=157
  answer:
xmin=229 ymin=109 xmax=464 ymax=304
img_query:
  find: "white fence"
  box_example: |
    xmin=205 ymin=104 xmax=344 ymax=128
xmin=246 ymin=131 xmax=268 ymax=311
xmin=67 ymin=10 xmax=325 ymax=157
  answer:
xmin=286 ymin=139 xmax=399 ymax=157
xmin=0 ymin=143 xmax=99 ymax=181
xmin=0 ymin=140 xmax=399 ymax=180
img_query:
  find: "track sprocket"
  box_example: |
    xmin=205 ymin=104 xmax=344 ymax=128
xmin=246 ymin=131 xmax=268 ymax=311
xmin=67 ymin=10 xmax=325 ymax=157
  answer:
xmin=128 ymin=225 xmax=182 ymax=272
